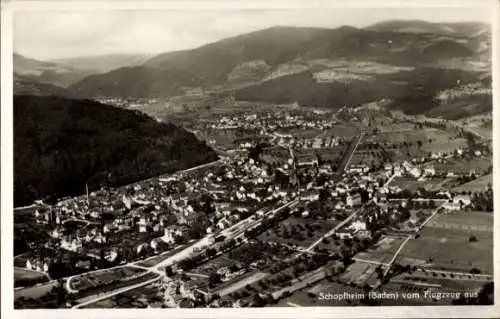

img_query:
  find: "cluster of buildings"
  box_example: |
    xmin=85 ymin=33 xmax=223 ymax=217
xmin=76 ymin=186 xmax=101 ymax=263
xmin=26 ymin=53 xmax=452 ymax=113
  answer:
xmin=94 ymin=97 xmax=158 ymax=108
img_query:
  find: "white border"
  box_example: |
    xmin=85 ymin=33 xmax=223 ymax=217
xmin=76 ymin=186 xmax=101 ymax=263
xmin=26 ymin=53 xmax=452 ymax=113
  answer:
xmin=1 ymin=0 xmax=499 ymax=318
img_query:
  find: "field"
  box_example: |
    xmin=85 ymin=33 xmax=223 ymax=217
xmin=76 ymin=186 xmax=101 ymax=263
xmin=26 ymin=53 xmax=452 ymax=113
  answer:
xmin=452 ymin=173 xmax=492 ymax=192
xmin=314 ymin=147 xmax=345 ymax=162
xmin=339 ymin=262 xmax=380 ymax=288
xmin=321 ymin=124 xmax=359 ymax=138
xmin=69 ymin=266 xmax=146 ymax=291
xmin=259 ymin=146 xmax=290 ymax=166
xmin=276 ymin=127 xmax=321 ymax=138
xmin=376 ymin=122 xmax=416 ymax=133
xmin=349 ymin=150 xmax=385 ymax=167
xmin=14 ymin=280 xmax=57 ymax=301
xmin=372 ymin=128 xmax=467 ymax=153
xmin=378 ymin=272 xmax=489 ymax=306
xmin=391 ymin=177 xmax=455 ymax=192
xmin=82 ymin=281 xmax=162 ymax=308
xmin=215 ymin=271 xmax=270 ymax=297
xmin=433 ymin=157 xmax=491 ymax=175
xmin=135 ymin=243 xmax=192 ymax=268
xmin=276 ymin=279 xmax=365 ymax=307
xmin=257 ymin=216 xmax=339 ymax=248
xmin=395 ymin=209 xmax=435 ymax=232
xmin=395 ymin=211 xmax=493 ymax=274
xmin=353 ymin=235 xmax=408 ymax=265
xmin=14 ymin=267 xmax=49 ymax=287
xmin=191 ymin=255 xmax=237 ymax=277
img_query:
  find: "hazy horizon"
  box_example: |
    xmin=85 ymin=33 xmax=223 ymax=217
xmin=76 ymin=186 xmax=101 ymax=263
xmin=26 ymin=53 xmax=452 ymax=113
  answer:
xmin=14 ymin=7 xmax=492 ymax=61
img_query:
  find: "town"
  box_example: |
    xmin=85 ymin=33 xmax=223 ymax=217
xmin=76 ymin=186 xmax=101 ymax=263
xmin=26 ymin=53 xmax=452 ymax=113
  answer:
xmin=14 ymin=102 xmax=493 ymax=308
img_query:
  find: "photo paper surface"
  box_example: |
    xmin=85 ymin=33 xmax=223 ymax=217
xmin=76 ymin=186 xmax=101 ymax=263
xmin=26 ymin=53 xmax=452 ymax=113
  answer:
xmin=1 ymin=0 xmax=498 ymax=317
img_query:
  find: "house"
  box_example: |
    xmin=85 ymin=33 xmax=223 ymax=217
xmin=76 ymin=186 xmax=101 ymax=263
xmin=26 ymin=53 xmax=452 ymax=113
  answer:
xmin=138 ymin=217 xmax=148 ymax=233
xmin=346 ymin=194 xmax=361 ymax=207
xmin=217 ymin=218 xmax=232 ymax=230
xmin=71 ymin=238 xmax=83 ymax=251
xmin=25 ymin=259 xmax=33 ymax=270
xmin=453 ymin=194 xmax=471 ymax=207
xmin=51 ymin=228 xmax=62 ymax=239
xmin=76 ymin=260 xmax=92 ymax=269
xmin=423 ymin=166 xmax=436 ymax=176
xmin=337 ymin=227 xmax=356 ymax=239
xmin=349 ymin=220 xmax=367 ymax=232
xmin=443 ymin=201 xmax=461 ymax=211
xmin=300 ymin=191 xmax=319 ymax=202
xmin=106 ymin=250 xmax=118 ymax=262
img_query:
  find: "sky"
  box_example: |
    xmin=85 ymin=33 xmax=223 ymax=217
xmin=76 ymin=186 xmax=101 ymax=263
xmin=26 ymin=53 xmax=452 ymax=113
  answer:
xmin=14 ymin=6 xmax=492 ymax=61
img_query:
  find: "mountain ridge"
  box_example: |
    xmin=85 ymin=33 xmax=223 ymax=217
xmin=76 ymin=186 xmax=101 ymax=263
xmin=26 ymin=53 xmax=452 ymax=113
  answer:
xmin=68 ymin=22 xmax=488 ymax=98
xmin=14 ymin=95 xmax=218 ymax=206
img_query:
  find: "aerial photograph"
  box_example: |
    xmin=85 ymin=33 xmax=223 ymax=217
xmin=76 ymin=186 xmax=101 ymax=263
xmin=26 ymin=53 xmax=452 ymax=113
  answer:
xmin=11 ymin=5 xmax=493 ymax=309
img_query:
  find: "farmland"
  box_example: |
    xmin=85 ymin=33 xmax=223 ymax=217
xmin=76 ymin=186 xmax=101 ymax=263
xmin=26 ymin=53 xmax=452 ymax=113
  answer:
xmin=215 ymin=271 xmax=270 ymax=297
xmin=433 ymin=157 xmax=492 ymax=175
xmin=371 ymin=128 xmax=467 ymax=153
xmin=14 ymin=280 xmax=57 ymax=301
xmin=14 ymin=267 xmax=49 ymax=288
xmin=353 ymin=235 xmax=408 ymax=265
xmin=257 ymin=216 xmax=340 ymax=248
xmin=276 ymin=127 xmax=322 ymax=138
xmin=378 ymin=270 xmax=490 ymax=305
xmin=452 ymin=173 xmax=492 ymax=192
xmin=339 ymin=262 xmax=380 ymax=288
xmin=82 ymin=281 xmax=163 ymax=308
xmin=394 ymin=209 xmax=435 ymax=232
xmin=320 ymin=124 xmax=359 ymax=138
xmin=69 ymin=266 xmax=146 ymax=291
xmin=391 ymin=177 xmax=455 ymax=192
xmin=395 ymin=211 xmax=493 ymax=274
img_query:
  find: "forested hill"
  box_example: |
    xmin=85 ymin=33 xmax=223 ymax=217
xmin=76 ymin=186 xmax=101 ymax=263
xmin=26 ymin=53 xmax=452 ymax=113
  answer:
xmin=14 ymin=95 xmax=218 ymax=206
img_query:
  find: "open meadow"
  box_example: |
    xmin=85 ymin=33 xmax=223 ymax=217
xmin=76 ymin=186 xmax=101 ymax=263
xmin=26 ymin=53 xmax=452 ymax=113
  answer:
xmin=354 ymin=235 xmax=408 ymax=265
xmin=395 ymin=211 xmax=493 ymax=274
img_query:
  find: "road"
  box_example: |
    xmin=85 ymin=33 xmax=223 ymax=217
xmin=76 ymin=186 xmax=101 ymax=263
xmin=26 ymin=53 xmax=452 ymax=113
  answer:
xmin=382 ymin=235 xmax=412 ymax=277
xmin=271 ymin=264 xmax=330 ymax=300
xmin=352 ymin=258 xmax=389 ymax=267
xmin=69 ymin=133 xmax=378 ymax=306
xmin=335 ymin=132 xmax=364 ymax=175
xmin=414 ymin=269 xmax=493 ymax=280
xmin=378 ymin=201 xmax=448 ymax=279
xmin=417 ymin=202 xmax=446 ymax=232
xmin=294 ymin=172 xmax=396 ymax=260
xmin=295 ymin=209 xmax=359 ymax=258
xmin=288 ymin=131 xmax=367 ymax=259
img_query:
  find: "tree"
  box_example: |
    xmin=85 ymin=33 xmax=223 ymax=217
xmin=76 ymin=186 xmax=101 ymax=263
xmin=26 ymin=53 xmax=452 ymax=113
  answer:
xmin=251 ymin=293 xmax=267 ymax=307
xmin=208 ymin=272 xmax=222 ymax=288
xmin=469 ymin=235 xmax=478 ymax=243
xmin=165 ymin=265 xmax=174 ymax=277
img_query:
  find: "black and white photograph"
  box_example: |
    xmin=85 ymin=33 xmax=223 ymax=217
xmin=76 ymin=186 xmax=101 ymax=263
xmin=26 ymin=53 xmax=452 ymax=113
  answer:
xmin=2 ymin=0 xmax=497 ymax=316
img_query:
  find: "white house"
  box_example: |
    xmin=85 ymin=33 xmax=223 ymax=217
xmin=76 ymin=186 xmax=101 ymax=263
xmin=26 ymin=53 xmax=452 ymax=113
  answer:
xmin=138 ymin=217 xmax=148 ymax=233
xmin=162 ymin=227 xmax=176 ymax=244
xmin=453 ymin=194 xmax=472 ymax=207
xmin=443 ymin=201 xmax=461 ymax=211
xmin=349 ymin=220 xmax=367 ymax=232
